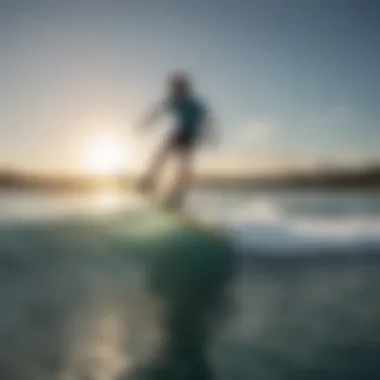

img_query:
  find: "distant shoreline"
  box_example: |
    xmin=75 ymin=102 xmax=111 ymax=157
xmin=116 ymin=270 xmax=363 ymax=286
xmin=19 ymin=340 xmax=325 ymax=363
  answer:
xmin=0 ymin=165 xmax=380 ymax=193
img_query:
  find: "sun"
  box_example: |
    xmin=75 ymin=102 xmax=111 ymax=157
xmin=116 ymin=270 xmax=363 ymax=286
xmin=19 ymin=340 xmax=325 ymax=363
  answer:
xmin=82 ymin=133 xmax=128 ymax=176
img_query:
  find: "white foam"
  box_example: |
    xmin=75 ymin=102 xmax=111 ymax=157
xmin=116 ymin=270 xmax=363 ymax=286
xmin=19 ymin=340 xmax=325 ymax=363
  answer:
xmin=200 ymin=199 xmax=380 ymax=254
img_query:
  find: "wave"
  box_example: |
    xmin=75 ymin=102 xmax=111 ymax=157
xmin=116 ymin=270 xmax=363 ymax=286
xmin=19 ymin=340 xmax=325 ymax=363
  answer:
xmin=0 ymin=212 xmax=235 ymax=380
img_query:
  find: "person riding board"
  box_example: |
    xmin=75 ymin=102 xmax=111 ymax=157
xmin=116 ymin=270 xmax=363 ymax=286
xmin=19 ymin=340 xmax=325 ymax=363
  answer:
xmin=138 ymin=72 xmax=217 ymax=207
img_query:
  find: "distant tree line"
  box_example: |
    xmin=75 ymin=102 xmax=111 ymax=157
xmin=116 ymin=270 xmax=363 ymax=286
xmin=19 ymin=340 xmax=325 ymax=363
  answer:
xmin=0 ymin=164 xmax=380 ymax=192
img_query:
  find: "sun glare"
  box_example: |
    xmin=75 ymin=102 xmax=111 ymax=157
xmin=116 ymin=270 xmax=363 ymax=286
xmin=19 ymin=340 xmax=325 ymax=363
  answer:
xmin=83 ymin=133 xmax=128 ymax=176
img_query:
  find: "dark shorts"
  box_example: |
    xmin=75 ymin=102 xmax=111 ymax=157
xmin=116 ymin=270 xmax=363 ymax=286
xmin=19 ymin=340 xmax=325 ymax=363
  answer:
xmin=169 ymin=126 xmax=199 ymax=152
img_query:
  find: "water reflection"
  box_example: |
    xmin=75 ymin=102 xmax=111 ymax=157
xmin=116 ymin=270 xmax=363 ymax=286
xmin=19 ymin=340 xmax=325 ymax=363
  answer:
xmin=93 ymin=190 xmax=125 ymax=211
xmin=88 ymin=188 xmax=144 ymax=214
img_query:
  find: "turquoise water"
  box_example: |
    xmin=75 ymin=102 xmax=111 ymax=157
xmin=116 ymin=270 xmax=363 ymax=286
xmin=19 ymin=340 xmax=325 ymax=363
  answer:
xmin=0 ymin=190 xmax=379 ymax=379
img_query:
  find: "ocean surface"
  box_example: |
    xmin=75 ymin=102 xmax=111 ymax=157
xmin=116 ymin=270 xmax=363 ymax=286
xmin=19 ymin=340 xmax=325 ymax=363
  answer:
xmin=0 ymin=189 xmax=380 ymax=379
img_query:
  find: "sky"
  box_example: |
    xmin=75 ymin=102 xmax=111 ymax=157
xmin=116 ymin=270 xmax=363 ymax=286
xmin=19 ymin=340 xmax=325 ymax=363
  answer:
xmin=0 ymin=0 xmax=379 ymax=174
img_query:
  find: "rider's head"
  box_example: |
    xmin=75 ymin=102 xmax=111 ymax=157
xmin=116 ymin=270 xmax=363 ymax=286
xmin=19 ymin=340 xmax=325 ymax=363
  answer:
xmin=168 ymin=72 xmax=191 ymax=99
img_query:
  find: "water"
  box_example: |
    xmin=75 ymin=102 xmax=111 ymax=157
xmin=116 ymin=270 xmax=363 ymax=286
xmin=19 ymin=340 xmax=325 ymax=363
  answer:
xmin=0 ymin=189 xmax=380 ymax=379
xmin=2 ymin=190 xmax=380 ymax=251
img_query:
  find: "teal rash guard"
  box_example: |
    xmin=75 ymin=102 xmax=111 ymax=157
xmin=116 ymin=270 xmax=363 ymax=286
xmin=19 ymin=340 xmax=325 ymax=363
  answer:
xmin=165 ymin=96 xmax=208 ymax=137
